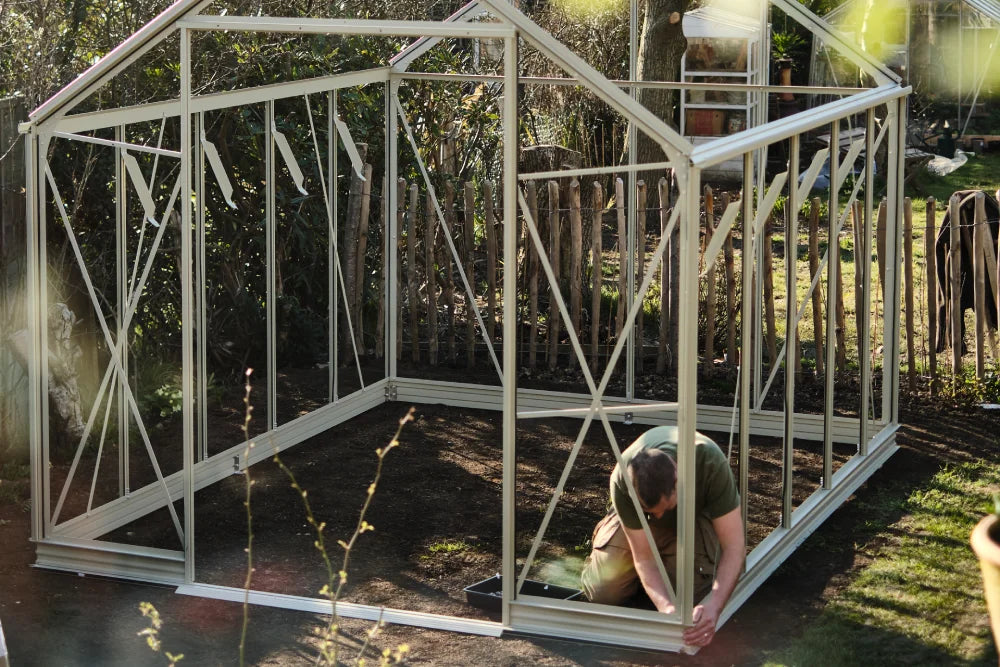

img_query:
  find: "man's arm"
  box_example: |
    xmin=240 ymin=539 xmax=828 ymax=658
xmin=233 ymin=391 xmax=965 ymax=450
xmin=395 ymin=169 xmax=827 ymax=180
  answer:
xmin=622 ymin=525 xmax=676 ymax=614
xmin=683 ymin=506 xmax=744 ymax=647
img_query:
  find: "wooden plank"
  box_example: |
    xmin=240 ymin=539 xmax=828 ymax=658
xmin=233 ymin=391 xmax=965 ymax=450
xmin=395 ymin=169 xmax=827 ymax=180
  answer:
xmin=903 ymin=197 xmax=916 ymax=390
xmin=547 ymin=180 xmax=562 ymax=370
xmin=443 ymin=180 xmax=457 ymax=363
xmin=635 ymin=180 xmax=646 ymax=374
xmin=526 ymin=181 xmax=540 ymax=369
xmin=950 ymin=194 xmax=962 ymax=381
xmin=569 ymin=179 xmax=583 ymax=336
xmin=591 ymin=182 xmax=603 ymax=373
xmin=464 ymin=181 xmax=477 ymax=369
xmin=974 ymin=193 xmax=987 ymax=378
xmin=425 ymin=190 xmax=438 ymax=366
xmin=615 ymin=178 xmax=627 ymax=342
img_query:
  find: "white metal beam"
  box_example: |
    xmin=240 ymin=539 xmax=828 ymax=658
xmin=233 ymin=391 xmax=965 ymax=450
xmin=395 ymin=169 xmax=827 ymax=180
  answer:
xmin=179 ymin=16 xmax=515 ymax=39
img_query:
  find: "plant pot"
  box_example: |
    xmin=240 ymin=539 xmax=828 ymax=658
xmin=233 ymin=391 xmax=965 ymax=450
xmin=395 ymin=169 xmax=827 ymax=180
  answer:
xmin=971 ymin=513 xmax=1000 ymax=650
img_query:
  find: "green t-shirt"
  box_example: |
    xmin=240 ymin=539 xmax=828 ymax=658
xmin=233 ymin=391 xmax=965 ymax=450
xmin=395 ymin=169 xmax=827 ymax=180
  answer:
xmin=610 ymin=426 xmax=740 ymax=531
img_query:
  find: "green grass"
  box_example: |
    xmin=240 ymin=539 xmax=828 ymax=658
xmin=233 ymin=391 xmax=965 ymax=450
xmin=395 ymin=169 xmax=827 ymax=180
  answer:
xmin=763 ymin=461 xmax=1000 ymax=666
xmin=427 ymin=539 xmax=470 ymax=554
xmin=906 ymin=151 xmax=1000 ymax=205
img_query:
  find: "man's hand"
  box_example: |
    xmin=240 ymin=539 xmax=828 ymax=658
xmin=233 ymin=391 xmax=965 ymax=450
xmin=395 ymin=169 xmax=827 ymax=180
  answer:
xmin=682 ymin=602 xmax=720 ymax=647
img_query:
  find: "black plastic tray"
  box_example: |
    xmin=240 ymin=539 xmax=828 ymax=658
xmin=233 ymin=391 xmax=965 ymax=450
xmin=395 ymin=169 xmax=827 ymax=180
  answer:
xmin=464 ymin=574 xmax=584 ymax=611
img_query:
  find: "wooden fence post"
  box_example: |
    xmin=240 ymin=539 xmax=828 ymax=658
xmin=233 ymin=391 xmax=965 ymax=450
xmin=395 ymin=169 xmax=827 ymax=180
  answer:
xmin=615 ymin=178 xmax=627 ymax=343
xmin=464 ymin=181 xmax=477 ymax=368
xmin=835 ymin=220 xmax=846 ymax=372
xmin=406 ymin=183 xmax=419 ymax=362
xmin=852 ymin=201 xmax=864 ymax=366
xmin=548 ymin=180 xmax=562 ymax=370
xmin=635 ymin=180 xmax=646 ymax=373
xmin=876 ymin=199 xmax=887 ymax=301
xmin=527 ymin=181 xmax=540 ymax=369
xmin=903 ymin=197 xmax=916 ymax=390
xmin=657 ymin=178 xmax=671 ymax=373
xmin=591 ymin=182 xmax=603 ymax=373
xmin=925 ymin=197 xmax=937 ymax=395
xmin=355 ymin=163 xmax=373 ymax=355
xmin=395 ymin=178 xmax=406 ymax=361
xmin=425 ymin=191 xmax=438 ymax=366
xmin=809 ymin=197 xmax=824 ymax=376
xmin=342 ymin=144 xmax=367 ymax=360
xmin=484 ymin=181 xmax=498 ymax=343
xmin=570 ymin=179 xmax=583 ymax=336
xmin=723 ymin=192 xmax=737 ymax=367
xmin=974 ymin=192 xmax=987 ymax=379
xmin=949 ymin=194 xmax=962 ymax=383
xmin=763 ymin=216 xmax=777 ymax=367
xmin=703 ymin=185 xmax=716 ymax=365
xmin=443 ymin=180 xmax=457 ymax=363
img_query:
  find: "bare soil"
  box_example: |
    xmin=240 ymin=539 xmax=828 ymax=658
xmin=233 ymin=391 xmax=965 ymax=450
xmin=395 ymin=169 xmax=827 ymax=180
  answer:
xmin=3 ymin=378 xmax=999 ymax=665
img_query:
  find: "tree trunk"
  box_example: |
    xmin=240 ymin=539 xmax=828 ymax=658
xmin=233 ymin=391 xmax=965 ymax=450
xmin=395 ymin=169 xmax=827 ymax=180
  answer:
xmin=635 ymin=1 xmax=688 ymax=166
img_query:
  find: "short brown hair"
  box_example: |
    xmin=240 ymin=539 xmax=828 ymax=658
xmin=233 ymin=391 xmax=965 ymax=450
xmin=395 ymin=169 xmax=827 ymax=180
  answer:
xmin=627 ymin=449 xmax=677 ymax=509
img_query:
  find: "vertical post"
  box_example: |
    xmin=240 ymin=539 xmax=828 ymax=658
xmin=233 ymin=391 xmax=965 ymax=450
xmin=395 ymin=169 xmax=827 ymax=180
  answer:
xmin=657 ymin=178 xmax=670 ymax=373
xmin=885 ymin=97 xmax=906 ymax=425
xmin=783 ymin=134 xmax=799 ymax=529
xmin=739 ymin=152 xmax=753 ymax=549
xmin=485 ymin=181 xmax=498 ymax=344
xmin=676 ymin=164 xmax=700 ymax=625
xmin=591 ymin=182 xmax=603 ymax=373
xmin=501 ymin=31 xmax=517 ymax=627
xmin=975 ymin=191 xmax=987 ymax=379
xmin=859 ymin=107 xmax=875 ymax=453
xmin=762 ymin=216 xmax=777 ymax=368
xmin=615 ymin=177 xmax=627 ymax=348
xmin=547 ymin=180 xmax=561 ymax=370
xmin=115 ymin=124 xmax=129 ymax=490
xmin=38 ymin=135 xmax=51 ymax=535
xmin=180 ymin=25 xmax=194 ymax=581
xmin=328 ymin=90 xmax=338 ymax=402
xmin=904 ymin=197 xmax=916 ymax=389
xmin=926 ymin=197 xmax=937 ymax=396
xmin=407 ymin=183 xmax=419 ymax=363
xmin=26 ymin=129 xmax=43 ymax=541
xmin=356 ymin=163 xmax=373 ymax=357
xmin=387 ymin=81 xmax=400 ymax=375
xmin=196 ymin=115 xmax=208 ymax=462
xmin=443 ymin=180 xmax=456 ymax=364
xmin=809 ymin=197 xmax=824 ymax=377
xmin=569 ymin=179 xmax=583 ymax=336
xmin=635 ymin=180 xmax=646 ymax=374
xmin=703 ymin=185 xmax=716 ymax=365
xmin=723 ymin=193 xmax=736 ymax=367
xmin=949 ymin=193 xmax=962 ymax=384
xmin=464 ymin=181 xmax=477 ymax=369
xmin=823 ymin=120 xmax=839 ymax=490
xmin=526 ymin=182 xmax=539 ymax=369
xmin=425 ymin=192 xmax=438 ymax=366
xmin=266 ymin=101 xmax=276 ymax=430
xmin=835 ymin=224 xmax=846 ymax=373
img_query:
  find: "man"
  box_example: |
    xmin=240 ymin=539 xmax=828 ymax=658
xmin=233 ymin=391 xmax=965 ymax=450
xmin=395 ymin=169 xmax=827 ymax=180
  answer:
xmin=580 ymin=425 xmax=744 ymax=648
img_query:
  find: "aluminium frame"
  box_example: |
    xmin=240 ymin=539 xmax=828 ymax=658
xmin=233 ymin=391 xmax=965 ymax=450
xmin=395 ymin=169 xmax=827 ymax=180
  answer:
xmin=22 ymin=0 xmax=907 ymax=653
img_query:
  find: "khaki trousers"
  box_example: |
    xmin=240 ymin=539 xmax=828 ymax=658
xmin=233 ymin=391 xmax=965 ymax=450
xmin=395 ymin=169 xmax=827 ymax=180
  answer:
xmin=580 ymin=512 xmax=720 ymax=605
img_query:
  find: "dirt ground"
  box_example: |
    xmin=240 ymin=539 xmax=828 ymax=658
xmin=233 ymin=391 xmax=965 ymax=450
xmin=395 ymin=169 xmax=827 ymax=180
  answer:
xmin=2 ymin=384 xmax=998 ymax=665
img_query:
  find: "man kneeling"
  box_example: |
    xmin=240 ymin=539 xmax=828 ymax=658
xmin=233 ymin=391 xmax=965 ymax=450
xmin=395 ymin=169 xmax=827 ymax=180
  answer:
xmin=580 ymin=426 xmax=744 ymax=648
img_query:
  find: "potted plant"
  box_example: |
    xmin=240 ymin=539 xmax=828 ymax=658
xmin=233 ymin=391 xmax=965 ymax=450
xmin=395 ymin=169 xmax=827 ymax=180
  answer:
xmin=971 ymin=494 xmax=1000 ymax=650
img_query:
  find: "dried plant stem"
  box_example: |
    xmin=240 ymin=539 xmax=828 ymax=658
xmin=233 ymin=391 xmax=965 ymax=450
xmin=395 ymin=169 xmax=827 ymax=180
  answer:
xmin=239 ymin=369 xmax=255 ymax=667
xmin=270 ymin=406 xmax=415 ymax=665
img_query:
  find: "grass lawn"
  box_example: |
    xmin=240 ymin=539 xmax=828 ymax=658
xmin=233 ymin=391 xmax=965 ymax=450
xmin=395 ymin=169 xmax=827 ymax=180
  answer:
xmin=763 ymin=460 xmax=1000 ymax=666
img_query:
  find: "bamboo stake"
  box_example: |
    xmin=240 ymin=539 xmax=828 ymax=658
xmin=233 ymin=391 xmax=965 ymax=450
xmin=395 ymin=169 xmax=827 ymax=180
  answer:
xmin=406 ymin=183 xmax=419 ymax=362
xmin=704 ymin=185 xmax=716 ymax=365
xmin=591 ymin=181 xmax=603 ymax=373
xmin=615 ymin=178 xmax=627 ymax=342
xmin=464 ymin=181 xmax=477 ymax=369
xmin=949 ymin=194 xmax=962 ymax=382
xmin=548 ymin=179 xmax=562 ymax=370
xmin=809 ymin=197 xmax=824 ymax=376
xmin=635 ymin=180 xmax=647 ymax=374
xmin=657 ymin=178 xmax=671 ymax=373
xmin=443 ymin=180 xmax=457 ymax=363
xmin=763 ymin=216 xmax=777 ymax=368
xmin=925 ymin=197 xmax=937 ymax=395
xmin=723 ymin=192 xmax=737 ymax=367
xmin=484 ymin=181 xmax=498 ymax=343
xmin=975 ymin=192 xmax=987 ymax=379
xmin=527 ymin=181 xmax=540 ymax=369
xmin=570 ymin=179 xmax=583 ymax=336
xmin=425 ymin=190 xmax=438 ymax=366
xmin=903 ymin=197 xmax=916 ymax=390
